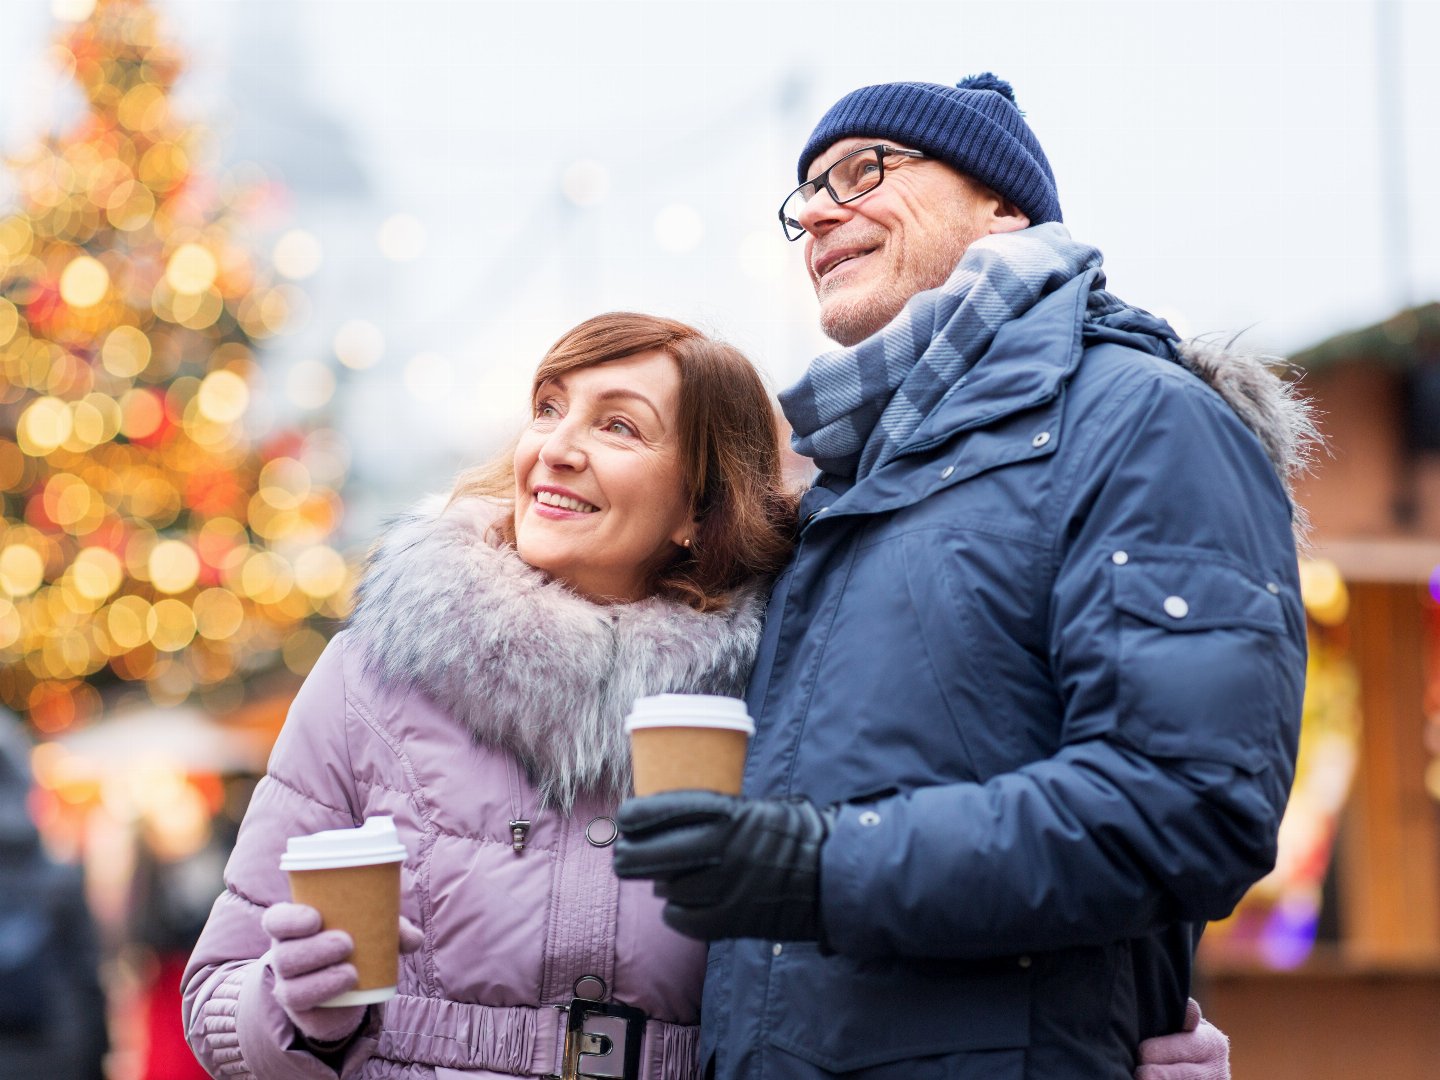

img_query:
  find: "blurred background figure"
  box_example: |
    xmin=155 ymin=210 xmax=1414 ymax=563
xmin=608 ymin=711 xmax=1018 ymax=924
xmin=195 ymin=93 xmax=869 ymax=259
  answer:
xmin=0 ymin=709 xmax=108 ymax=1080
xmin=125 ymin=774 xmax=246 ymax=1080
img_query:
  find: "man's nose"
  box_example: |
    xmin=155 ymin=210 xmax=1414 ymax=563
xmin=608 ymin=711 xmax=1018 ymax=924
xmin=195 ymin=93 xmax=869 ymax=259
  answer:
xmin=796 ymin=185 xmax=850 ymax=237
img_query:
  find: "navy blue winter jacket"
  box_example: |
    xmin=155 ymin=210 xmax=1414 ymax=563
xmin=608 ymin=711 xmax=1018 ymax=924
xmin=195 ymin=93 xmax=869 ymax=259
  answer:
xmin=702 ymin=271 xmax=1307 ymax=1079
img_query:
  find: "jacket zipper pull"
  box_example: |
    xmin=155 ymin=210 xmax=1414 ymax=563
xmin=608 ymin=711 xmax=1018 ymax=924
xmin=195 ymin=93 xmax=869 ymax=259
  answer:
xmin=509 ymin=818 xmax=531 ymax=854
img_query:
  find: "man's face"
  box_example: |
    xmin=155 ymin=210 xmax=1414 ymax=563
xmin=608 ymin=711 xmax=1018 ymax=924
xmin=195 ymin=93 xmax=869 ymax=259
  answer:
xmin=797 ymin=138 xmax=1027 ymax=346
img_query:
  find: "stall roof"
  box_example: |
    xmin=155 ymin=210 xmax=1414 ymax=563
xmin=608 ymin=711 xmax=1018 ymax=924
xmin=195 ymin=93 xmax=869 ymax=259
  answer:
xmin=1292 ymin=302 xmax=1440 ymax=371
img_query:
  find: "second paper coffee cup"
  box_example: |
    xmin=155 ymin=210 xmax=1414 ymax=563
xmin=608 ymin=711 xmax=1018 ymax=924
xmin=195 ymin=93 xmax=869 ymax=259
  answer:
xmin=625 ymin=694 xmax=755 ymax=796
xmin=279 ymin=816 xmax=407 ymax=1006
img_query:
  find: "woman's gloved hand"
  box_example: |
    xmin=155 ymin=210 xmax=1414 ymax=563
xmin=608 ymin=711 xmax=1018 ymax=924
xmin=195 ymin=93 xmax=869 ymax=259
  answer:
xmin=1136 ymin=998 xmax=1230 ymax=1080
xmin=260 ymin=902 xmax=423 ymax=1046
xmin=613 ymin=791 xmax=833 ymax=942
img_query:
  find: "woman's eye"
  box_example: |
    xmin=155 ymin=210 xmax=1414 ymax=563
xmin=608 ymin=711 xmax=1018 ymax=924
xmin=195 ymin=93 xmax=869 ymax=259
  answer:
xmin=605 ymin=419 xmax=636 ymax=437
xmin=535 ymin=401 xmax=559 ymax=418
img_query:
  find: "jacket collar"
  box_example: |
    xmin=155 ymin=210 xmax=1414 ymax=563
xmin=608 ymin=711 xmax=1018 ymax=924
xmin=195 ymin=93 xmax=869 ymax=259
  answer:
xmin=798 ymin=271 xmax=1095 ymax=526
xmin=347 ymin=497 xmax=765 ymax=809
xmin=901 ymin=269 xmax=1095 ymax=449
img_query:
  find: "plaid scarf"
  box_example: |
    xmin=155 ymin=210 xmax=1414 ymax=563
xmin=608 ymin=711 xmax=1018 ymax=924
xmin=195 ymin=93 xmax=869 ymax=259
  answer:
xmin=781 ymin=223 xmax=1119 ymax=483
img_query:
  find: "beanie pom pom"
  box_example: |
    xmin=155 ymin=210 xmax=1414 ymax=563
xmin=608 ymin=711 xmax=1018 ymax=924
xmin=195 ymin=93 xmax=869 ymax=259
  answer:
xmin=957 ymin=72 xmax=1018 ymax=106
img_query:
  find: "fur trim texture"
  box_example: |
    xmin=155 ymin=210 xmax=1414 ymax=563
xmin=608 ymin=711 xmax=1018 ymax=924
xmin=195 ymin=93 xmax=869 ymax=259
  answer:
xmin=347 ymin=497 xmax=766 ymax=809
xmin=1176 ymin=340 xmax=1323 ymax=544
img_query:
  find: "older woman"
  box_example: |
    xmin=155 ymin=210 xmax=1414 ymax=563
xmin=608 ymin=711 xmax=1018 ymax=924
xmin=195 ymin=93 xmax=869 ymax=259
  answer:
xmin=181 ymin=312 xmax=1228 ymax=1080
xmin=181 ymin=313 xmax=793 ymax=1080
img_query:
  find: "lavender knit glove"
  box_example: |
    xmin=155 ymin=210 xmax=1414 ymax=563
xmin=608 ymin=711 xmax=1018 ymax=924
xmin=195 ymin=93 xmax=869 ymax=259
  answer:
xmin=261 ymin=902 xmax=423 ymax=1046
xmin=1136 ymin=998 xmax=1230 ymax=1080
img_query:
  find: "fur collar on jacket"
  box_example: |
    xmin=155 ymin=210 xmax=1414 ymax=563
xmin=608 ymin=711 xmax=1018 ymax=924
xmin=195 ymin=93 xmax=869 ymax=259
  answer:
xmin=1175 ymin=340 xmax=1321 ymax=542
xmin=347 ymin=496 xmax=767 ymax=809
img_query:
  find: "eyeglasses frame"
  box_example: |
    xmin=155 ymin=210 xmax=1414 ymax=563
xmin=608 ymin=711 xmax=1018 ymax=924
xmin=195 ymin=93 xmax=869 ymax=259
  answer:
xmin=778 ymin=144 xmax=929 ymax=241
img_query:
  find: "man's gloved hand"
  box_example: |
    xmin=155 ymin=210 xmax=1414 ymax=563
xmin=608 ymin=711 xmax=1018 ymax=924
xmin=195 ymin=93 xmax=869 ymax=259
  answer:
xmin=613 ymin=791 xmax=833 ymax=942
xmin=1135 ymin=998 xmax=1230 ymax=1080
xmin=261 ymin=902 xmax=423 ymax=1046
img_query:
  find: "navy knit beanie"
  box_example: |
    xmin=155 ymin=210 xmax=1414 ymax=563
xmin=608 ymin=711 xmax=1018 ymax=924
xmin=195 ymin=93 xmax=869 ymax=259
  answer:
xmin=797 ymin=73 xmax=1062 ymax=225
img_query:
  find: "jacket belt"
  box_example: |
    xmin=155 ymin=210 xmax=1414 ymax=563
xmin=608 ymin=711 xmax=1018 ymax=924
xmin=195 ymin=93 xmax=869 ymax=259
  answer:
xmin=376 ymin=994 xmax=700 ymax=1080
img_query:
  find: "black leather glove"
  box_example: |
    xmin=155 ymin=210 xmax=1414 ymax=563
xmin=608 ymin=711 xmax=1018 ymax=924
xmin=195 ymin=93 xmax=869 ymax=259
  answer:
xmin=613 ymin=790 xmax=834 ymax=942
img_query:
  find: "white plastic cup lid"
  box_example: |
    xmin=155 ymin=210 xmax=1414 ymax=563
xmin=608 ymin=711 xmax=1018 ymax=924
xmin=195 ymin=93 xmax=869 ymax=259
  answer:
xmin=280 ymin=816 xmax=407 ymax=872
xmin=624 ymin=693 xmax=755 ymax=735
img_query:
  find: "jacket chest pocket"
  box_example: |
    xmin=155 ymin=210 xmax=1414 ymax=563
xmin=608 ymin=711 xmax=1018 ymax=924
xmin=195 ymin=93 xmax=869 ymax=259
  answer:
xmin=1111 ymin=554 xmax=1292 ymax=772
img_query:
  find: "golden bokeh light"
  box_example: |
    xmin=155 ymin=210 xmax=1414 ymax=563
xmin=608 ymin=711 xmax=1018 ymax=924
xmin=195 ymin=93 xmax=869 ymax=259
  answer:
xmin=117 ymin=83 xmax=166 ymax=133
xmin=173 ymin=287 xmax=224 ymax=330
xmin=106 ymin=181 xmax=155 ymax=231
xmin=1 ymin=545 xmax=47 ymax=597
xmin=240 ymin=551 xmax=293 ymax=605
xmin=1300 ymin=558 xmax=1349 ymax=627
xmin=148 ymin=539 xmax=201 ymax=594
xmin=193 ymin=588 xmax=244 ymax=641
xmin=196 ymin=368 xmax=249 ymax=424
xmin=43 ymin=473 xmax=98 ymax=529
xmin=80 ymin=393 xmax=122 ymax=442
xmin=101 ymin=324 xmax=152 ymax=377
xmin=138 ymin=141 xmax=187 ymax=192
xmin=294 ymin=546 xmax=347 ymax=600
xmin=165 ymin=242 xmax=218 ymax=294
xmin=148 ymin=597 xmax=196 ymax=651
xmin=258 ymin=457 xmax=310 ymax=510
xmin=68 ymin=399 xmax=109 ymax=449
xmin=59 ymin=254 xmax=110 ymax=307
xmin=17 ymin=397 xmax=74 ymax=456
xmin=106 ymin=595 xmax=151 ymax=650
xmin=70 ymin=547 xmax=124 ymax=602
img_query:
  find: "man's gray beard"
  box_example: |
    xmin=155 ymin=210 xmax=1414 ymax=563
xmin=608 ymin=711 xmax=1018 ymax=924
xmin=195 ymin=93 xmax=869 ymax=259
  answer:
xmin=818 ymin=290 xmax=906 ymax=347
xmin=816 ymin=220 xmax=982 ymax=347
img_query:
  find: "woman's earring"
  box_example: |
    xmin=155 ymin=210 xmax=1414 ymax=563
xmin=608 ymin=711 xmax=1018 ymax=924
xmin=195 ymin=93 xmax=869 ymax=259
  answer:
xmin=682 ymin=537 xmax=692 ymax=549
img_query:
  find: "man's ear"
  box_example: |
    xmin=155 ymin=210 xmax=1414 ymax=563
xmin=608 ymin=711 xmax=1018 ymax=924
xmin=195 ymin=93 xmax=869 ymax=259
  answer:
xmin=986 ymin=193 xmax=1030 ymax=235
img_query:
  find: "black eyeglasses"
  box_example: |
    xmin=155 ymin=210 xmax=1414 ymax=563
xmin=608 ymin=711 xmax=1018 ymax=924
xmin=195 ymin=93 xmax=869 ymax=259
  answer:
xmin=778 ymin=144 xmax=928 ymax=241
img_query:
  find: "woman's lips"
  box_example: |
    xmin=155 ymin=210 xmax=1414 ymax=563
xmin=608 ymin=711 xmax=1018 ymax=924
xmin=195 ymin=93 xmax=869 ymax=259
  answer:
xmin=532 ymin=487 xmax=599 ymax=520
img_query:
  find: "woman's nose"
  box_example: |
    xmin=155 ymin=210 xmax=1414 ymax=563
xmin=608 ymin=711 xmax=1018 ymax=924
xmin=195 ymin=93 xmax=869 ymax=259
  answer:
xmin=538 ymin=420 xmax=586 ymax=470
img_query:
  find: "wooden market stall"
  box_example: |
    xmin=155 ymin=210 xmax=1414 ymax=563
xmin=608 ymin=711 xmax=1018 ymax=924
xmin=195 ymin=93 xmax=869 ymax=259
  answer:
xmin=1198 ymin=304 xmax=1440 ymax=1078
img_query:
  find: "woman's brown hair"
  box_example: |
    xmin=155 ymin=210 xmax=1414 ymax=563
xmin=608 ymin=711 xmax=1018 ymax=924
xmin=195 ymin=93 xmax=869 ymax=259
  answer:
xmin=451 ymin=312 xmax=797 ymax=611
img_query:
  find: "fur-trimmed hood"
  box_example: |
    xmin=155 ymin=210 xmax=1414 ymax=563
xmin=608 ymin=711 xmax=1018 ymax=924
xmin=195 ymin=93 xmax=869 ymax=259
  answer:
xmin=1175 ymin=339 xmax=1320 ymax=540
xmin=346 ymin=497 xmax=766 ymax=809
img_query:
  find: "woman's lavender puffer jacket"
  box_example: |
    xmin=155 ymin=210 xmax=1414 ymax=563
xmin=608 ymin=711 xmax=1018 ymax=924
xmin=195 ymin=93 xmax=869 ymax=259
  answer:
xmin=182 ymin=499 xmax=765 ymax=1080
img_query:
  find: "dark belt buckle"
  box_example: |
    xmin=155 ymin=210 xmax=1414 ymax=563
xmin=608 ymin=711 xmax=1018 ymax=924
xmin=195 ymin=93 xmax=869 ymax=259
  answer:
xmin=559 ymin=997 xmax=646 ymax=1080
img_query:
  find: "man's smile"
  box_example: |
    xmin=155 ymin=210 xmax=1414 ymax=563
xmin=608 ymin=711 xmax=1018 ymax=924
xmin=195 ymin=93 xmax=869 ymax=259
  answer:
xmin=812 ymin=243 xmax=879 ymax=282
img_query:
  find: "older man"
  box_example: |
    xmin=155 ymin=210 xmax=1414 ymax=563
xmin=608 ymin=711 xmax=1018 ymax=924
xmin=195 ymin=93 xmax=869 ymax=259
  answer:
xmin=616 ymin=75 xmax=1309 ymax=1079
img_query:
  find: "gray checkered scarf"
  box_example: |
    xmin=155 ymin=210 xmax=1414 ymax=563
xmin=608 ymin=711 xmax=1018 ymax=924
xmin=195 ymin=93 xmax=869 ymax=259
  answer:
xmin=781 ymin=222 xmax=1120 ymax=482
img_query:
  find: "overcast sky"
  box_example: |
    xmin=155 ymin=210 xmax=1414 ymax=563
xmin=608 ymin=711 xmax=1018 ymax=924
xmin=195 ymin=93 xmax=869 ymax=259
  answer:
xmin=3 ymin=0 xmax=1437 ymax=517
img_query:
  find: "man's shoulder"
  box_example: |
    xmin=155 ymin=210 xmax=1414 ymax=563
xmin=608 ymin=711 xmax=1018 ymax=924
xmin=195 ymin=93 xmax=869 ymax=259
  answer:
xmin=1068 ymin=338 xmax=1230 ymax=428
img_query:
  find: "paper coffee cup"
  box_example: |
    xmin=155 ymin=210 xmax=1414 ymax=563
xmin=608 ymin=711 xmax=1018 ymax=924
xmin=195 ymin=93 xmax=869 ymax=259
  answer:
xmin=279 ymin=816 xmax=407 ymax=1007
xmin=625 ymin=694 xmax=755 ymax=796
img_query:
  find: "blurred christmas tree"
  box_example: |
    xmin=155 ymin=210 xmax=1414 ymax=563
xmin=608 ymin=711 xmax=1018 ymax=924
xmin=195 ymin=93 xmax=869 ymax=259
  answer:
xmin=0 ymin=0 xmax=351 ymax=735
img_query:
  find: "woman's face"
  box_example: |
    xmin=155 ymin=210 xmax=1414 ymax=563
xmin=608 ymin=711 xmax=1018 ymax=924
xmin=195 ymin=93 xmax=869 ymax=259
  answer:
xmin=512 ymin=350 xmax=693 ymax=603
